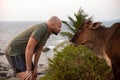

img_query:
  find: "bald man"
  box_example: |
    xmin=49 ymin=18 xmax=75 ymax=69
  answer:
xmin=5 ymin=16 xmax=62 ymax=80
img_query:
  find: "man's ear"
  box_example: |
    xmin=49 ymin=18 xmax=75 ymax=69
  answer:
xmin=51 ymin=23 xmax=54 ymax=28
xmin=91 ymin=22 xmax=102 ymax=29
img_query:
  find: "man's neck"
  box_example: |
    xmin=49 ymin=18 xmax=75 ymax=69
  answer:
xmin=46 ymin=22 xmax=52 ymax=34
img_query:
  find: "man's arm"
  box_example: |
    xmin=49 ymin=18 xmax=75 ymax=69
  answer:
xmin=25 ymin=36 xmax=38 ymax=70
xmin=32 ymin=46 xmax=43 ymax=80
xmin=23 ymin=36 xmax=38 ymax=80
xmin=34 ymin=47 xmax=43 ymax=69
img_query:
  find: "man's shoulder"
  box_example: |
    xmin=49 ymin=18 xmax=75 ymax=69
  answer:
xmin=33 ymin=23 xmax=46 ymax=27
xmin=34 ymin=23 xmax=47 ymax=30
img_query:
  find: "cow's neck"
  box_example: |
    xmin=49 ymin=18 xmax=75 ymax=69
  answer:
xmin=87 ymin=24 xmax=120 ymax=67
xmin=91 ymin=27 xmax=111 ymax=58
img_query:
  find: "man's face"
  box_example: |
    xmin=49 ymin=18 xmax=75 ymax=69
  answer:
xmin=52 ymin=23 xmax=61 ymax=35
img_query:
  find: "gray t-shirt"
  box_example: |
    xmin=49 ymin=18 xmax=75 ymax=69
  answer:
xmin=6 ymin=23 xmax=50 ymax=56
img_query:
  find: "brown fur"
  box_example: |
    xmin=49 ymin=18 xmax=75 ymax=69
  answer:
xmin=71 ymin=20 xmax=120 ymax=80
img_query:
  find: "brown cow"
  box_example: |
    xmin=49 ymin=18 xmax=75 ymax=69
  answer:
xmin=70 ymin=20 xmax=120 ymax=80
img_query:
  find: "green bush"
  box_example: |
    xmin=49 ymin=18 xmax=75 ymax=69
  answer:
xmin=41 ymin=45 xmax=113 ymax=80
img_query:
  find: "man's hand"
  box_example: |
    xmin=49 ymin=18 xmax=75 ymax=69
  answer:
xmin=23 ymin=70 xmax=32 ymax=80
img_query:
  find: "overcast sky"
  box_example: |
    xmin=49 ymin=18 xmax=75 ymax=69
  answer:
xmin=0 ymin=0 xmax=120 ymax=21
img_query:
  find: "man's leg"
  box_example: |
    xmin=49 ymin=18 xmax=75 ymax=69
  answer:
xmin=17 ymin=72 xmax=26 ymax=80
xmin=6 ymin=54 xmax=37 ymax=80
xmin=15 ymin=54 xmax=36 ymax=80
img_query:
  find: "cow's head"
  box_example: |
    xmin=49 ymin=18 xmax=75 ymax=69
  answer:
xmin=70 ymin=20 xmax=102 ymax=47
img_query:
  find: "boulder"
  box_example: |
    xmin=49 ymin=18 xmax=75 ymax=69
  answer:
xmin=0 ymin=71 xmax=13 ymax=78
xmin=37 ymin=64 xmax=48 ymax=75
xmin=0 ymin=63 xmax=10 ymax=71
xmin=0 ymin=52 xmax=4 ymax=55
xmin=42 ymin=47 xmax=50 ymax=52
xmin=0 ymin=49 xmax=5 ymax=55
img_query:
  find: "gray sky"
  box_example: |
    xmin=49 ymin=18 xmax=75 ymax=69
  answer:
xmin=0 ymin=0 xmax=120 ymax=21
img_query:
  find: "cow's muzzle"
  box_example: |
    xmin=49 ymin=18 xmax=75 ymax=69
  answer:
xmin=70 ymin=39 xmax=79 ymax=47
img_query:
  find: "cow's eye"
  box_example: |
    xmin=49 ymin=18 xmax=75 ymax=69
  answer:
xmin=75 ymin=30 xmax=82 ymax=36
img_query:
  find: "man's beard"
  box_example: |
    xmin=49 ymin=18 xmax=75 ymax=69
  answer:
xmin=52 ymin=31 xmax=58 ymax=35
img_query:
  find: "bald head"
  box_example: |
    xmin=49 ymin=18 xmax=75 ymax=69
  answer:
xmin=46 ymin=16 xmax=62 ymax=35
xmin=48 ymin=16 xmax=61 ymax=25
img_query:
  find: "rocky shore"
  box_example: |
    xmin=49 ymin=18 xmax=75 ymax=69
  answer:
xmin=0 ymin=60 xmax=48 ymax=80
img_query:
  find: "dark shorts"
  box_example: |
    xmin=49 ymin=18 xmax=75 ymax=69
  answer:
xmin=6 ymin=54 xmax=34 ymax=74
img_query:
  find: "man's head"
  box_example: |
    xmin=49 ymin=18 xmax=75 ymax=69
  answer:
xmin=47 ymin=16 xmax=62 ymax=35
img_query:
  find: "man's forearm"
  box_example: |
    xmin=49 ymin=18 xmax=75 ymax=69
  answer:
xmin=34 ymin=51 xmax=41 ymax=69
xmin=25 ymin=36 xmax=38 ymax=71
xmin=34 ymin=47 xmax=42 ymax=69
xmin=25 ymin=46 xmax=34 ymax=70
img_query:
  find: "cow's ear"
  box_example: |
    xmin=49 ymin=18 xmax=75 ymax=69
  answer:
xmin=92 ymin=22 xmax=102 ymax=29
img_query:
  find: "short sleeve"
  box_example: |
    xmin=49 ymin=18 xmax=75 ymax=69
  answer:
xmin=31 ymin=25 xmax=46 ymax=42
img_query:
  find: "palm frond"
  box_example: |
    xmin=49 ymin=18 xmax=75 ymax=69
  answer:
xmin=61 ymin=8 xmax=91 ymax=39
xmin=62 ymin=21 xmax=76 ymax=33
xmin=60 ymin=32 xmax=73 ymax=39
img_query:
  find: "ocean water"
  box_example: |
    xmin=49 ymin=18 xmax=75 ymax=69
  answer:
xmin=0 ymin=21 xmax=68 ymax=65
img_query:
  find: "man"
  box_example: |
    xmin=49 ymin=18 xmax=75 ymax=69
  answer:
xmin=5 ymin=16 xmax=62 ymax=80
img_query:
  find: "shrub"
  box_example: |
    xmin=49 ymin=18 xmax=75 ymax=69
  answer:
xmin=40 ymin=45 xmax=113 ymax=80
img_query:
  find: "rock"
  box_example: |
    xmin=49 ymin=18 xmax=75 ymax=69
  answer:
xmin=0 ymin=62 xmax=14 ymax=79
xmin=0 ymin=62 xmax=10 ymax=71
xmin=37 ymin=64 xmax=48 ymax=75
xmin=39 ymin=64 xmax=44 ymax=67
xmin=0 ymin=49 xmax=5 ymax=55
xmin=0 ymin=52 xmax=4 ymax=55
xmin=0 ymin=71 xmax=13 ymax=78
xmin=42 ymin=47 xmax=50 ymax=52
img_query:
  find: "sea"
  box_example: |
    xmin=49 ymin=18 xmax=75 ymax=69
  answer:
xmin=0 ymin=21 xmax=68 ymax=65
